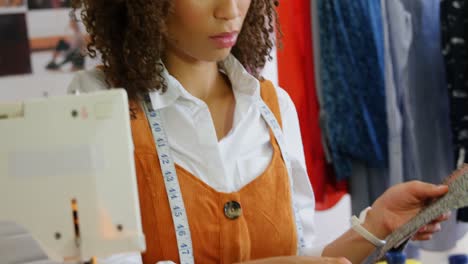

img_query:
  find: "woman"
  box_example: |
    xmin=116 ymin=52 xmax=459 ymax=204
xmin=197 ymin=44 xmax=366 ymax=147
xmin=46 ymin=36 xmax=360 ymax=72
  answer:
xmin=68 ymin=0 xmax=450 ymax=263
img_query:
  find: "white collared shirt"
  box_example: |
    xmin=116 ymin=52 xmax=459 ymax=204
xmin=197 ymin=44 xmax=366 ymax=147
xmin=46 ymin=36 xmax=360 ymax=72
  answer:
xmin=67 ymin=54 xmax=325 ymax=263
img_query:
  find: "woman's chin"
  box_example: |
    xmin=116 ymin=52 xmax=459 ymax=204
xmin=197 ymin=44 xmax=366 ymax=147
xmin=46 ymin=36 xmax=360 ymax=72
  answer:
xmin=203 ymin=48 xmax=233 ymax=62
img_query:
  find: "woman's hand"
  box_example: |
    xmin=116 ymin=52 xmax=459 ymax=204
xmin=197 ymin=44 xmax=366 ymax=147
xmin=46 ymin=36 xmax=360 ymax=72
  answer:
xmin=238 ymin=256 xmax=351 ymax=264
xmin=322 ymin=181 xmax=450 ymax=263
xmin=364 ymin=181 xmax=450 ymax=240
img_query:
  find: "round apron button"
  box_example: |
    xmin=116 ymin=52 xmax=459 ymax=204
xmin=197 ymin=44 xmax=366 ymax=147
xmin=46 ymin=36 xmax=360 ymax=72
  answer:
xmin=224 ymin=201 xmax=242 ymax=220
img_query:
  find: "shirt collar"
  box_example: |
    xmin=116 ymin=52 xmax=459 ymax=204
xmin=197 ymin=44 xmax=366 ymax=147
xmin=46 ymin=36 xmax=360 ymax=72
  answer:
xmin=148 ymin=54 xmax=261 ymax=110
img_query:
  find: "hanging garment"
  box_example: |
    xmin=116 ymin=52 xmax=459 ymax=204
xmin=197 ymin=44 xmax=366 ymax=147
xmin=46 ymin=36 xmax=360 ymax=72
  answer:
xmin=277 ymin=0 xmax=343 ymax=205
xmin=397 ymin=0 xmax=454 ymax=185
xmin=311 ymin=0 xmax=332 ymax=165
xmin=440 ymin=0 xmax=468 ymax=222
xmin=316 ymin=0 xmax=388 ymax=180
xmin=382 ymin=0 xmax=454 ymax=184
xmin=383 ymin=0 xmax=466 ymax=251
xmin=381 ymin=0 xmax=412 ymax=188
xmin=349 ymin=160 xmax=389 ymax=215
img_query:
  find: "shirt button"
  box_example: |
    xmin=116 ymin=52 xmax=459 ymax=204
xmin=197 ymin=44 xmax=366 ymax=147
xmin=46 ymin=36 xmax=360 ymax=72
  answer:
xmin=224 ymin=201 xmax=242 ymax=220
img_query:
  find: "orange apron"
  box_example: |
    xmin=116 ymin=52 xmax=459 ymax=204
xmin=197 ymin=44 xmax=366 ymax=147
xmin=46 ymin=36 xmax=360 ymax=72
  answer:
xmin=130 ymin=81 xmax=297 ymax=263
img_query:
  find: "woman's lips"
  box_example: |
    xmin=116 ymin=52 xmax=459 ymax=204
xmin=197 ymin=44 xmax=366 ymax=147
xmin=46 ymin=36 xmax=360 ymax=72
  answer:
xmin=209 ymin=32 xmax=238 ymax=49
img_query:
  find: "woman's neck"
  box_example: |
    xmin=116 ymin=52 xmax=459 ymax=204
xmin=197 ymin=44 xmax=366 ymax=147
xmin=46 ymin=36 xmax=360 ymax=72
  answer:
xmin=163 ymin=51 xmax=231 ymax=104
xmin=162 ymin=50 xmax=236 ymax=141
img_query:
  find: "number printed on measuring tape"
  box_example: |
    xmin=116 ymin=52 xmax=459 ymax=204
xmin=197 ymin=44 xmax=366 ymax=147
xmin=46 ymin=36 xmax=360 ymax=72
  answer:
xmin=143 ymin=100 xmax=195 ymax=264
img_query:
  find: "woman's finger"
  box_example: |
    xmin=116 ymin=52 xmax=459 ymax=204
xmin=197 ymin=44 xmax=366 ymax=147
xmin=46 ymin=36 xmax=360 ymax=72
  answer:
xmin=431 ymin=211 xmax=452 ymax=223
xmin=406 ymin=182 xmax=449 ymax=200
xmin=412 ymin=233 xmax=433 ymax=241
xmin=417 ymin=223 xmax=442 ymax=234
xmin=413 ymin=223 xmax=442 ymax=241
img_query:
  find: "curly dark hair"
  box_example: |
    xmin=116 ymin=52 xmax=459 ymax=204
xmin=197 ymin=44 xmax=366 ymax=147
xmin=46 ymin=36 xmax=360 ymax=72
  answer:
xmin=71 ymin=0 xmax=280 ymax=99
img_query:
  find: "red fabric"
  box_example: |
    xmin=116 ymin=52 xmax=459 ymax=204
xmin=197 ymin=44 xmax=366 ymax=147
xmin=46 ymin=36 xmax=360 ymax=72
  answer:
xmin=276 ymin=1 xmax=347 ymax=209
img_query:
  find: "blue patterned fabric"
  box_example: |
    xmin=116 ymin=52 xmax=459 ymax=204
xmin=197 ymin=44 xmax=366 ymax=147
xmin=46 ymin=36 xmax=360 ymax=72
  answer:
xmin=317 ymin=0 xmax=388 ymax=179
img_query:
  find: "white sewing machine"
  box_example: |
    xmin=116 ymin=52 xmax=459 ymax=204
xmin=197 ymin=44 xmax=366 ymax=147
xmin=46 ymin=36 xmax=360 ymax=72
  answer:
xmin=0 ymin=89 xmax=146 ymax=262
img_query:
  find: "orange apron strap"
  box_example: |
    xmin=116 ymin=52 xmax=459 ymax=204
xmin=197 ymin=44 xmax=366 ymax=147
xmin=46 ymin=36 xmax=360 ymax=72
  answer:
xmin=260 ymin=80 xmax=283 ymax=129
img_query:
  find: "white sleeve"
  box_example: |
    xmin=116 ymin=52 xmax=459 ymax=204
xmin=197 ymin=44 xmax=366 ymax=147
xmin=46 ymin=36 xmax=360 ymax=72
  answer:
xmin=276 ymin=86 xmax=326 ymax=256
